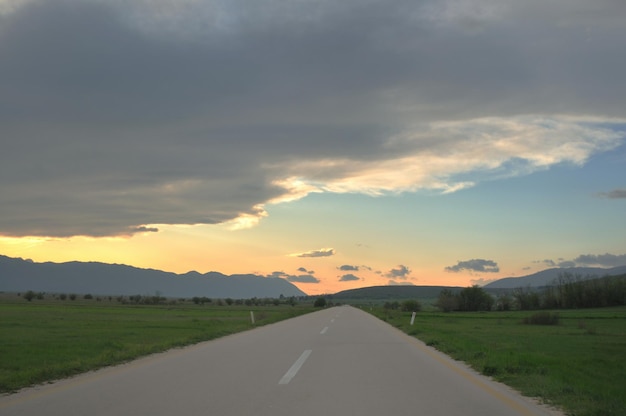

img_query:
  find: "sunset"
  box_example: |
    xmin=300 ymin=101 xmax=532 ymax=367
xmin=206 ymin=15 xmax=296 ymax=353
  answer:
xmin=1 ymin=0 xmax=625 ymax=295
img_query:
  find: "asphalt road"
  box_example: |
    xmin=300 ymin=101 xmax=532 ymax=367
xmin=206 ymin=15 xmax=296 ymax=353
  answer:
xmin=0 ymin=306 xmax=562 ymax=415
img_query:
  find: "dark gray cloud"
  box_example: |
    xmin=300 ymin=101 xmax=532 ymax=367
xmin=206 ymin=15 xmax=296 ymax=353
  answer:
xmin=534 ymin=259 xmax=557 ymax=267
xmin=297 ymin=267 xmax=315 ymax=274
xmin=599 ymin=189 xmax=626 ymax=199
xmin=385 ymin=265 xmax=411 ymax=279
xmin=388 ymin=280 xmax=414 ymax=286
xmin=1 ymin=0 xmax=625 ymax=237
xmin=267 ymin=271 xmax=320 ymax=283
xmin=570 ymin=253 xmax=626 ymax=268
xmin=548 ymin=253 xmax=626 ymax=268
xmin=445 ymin=259 xmax=500 ymax=273
xmin=292 ymin=248 xmax=335 ymax=258
xmin=338 ymin=265 xmax=359 ymax=271
xmin=339 ymin=274 xmax=360 ymax=282
xmin=470 ymin=278 xmax=498 ymax=286
xmin=287 ymin=275 xmax=321 ymax=284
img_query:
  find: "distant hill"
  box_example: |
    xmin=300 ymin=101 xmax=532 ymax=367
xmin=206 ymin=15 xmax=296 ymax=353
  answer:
xmin=332 ymin=285 xmax=464 ymax=300
xmin=0 ymin=255 xmax=306 ymax=299
xmin=484 ymin=266 xmax=626 ymax=289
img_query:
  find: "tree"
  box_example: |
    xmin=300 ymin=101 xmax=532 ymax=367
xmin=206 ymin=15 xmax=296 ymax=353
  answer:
xmin=495 ymin=293 xmax=512 ymax=311
xmin=512 ymin=287 xmax=540 ymax=310
xmin=314 ymin=297 xmax=327 ymax=308
xmin=457 ymin=286 xmax=493 ymax=311
xmin=435 ymin=289 xmax=459 ymax=312
xmin=23 ymin=290 xmax=35 ymax=302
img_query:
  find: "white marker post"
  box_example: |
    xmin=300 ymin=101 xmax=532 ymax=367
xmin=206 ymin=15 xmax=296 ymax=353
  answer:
xmin=410 ymin=311 xmax=416 ymax=326
xmin=250 ymin=311 xmax=255 ymax=325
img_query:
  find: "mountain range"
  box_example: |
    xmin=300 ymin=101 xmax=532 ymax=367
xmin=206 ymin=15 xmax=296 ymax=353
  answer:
xmin=0 ymin=255 xmax=306 ymax=299
xmin=2 ymin=254 xmax=625 ymax=299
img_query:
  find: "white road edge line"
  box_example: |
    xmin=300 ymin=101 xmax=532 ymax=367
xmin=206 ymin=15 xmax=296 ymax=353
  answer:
xmin=278 ymin=349 xmax=312 ymax=385
xmin=320 ymin=327 xmax=328 ymax=334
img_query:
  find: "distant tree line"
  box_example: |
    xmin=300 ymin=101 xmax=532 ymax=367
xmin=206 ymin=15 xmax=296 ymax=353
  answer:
xmin=434 ymin=273 xmax=626 ymax=312
xmin=435 ymin=286 xmax=493 ymax=312
xmin=19 ymin=292 xmax=303 ymax=307
xmin=383 ymin=299 xmax=422 ymax=312
xmin=511 ymin=273 xmax=626 ymax=310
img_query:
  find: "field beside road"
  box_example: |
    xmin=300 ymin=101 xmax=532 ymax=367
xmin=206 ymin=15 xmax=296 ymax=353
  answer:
xmin=369 ymin=306 xmax=626 ymax=416
xmin=0 ymin=295 xmax=314 ymax=393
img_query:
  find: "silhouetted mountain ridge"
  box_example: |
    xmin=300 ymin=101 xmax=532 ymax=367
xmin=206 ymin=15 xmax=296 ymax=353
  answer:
xmin=0 ymin=255 xmax=306 ymax=298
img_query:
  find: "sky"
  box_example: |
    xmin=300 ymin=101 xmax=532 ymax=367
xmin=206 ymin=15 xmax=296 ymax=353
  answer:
xmin=1 ymin=0 xmax=625 ymax=295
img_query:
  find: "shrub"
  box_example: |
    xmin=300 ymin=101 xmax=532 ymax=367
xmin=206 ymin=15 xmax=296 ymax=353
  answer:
xmin=401 ymin=299 xmax=421 ymax=312
xmin=384 ymin=301 xmax=400 ymax=310
xmin=522 ymin=311 xmax=560 ymax=325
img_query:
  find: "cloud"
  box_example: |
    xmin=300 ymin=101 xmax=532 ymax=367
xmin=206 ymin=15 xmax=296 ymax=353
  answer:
xmin=267 ymin=271 xmax=320 ymax=283
xmin=291 ymin=248 xmax=335 ymax=258
xmin=599 ymin=189 xmax=626 ymax=199
xmin=339 ymin=273 xmax=360 ymax=282
xmin=445 ymin=259 xmax=500 ymax=273
xmin=385 ymin=265 xmax=411 ymax=280
xmin=471 ymin=278 xmax=498 ymax=286
xmin=1 ymin=0 xmax=625 ymax=237
xmin=286 ymin=275 xmax=320 ymax=284
xmin=568 ymin=253 xmax=626 ymax=268
xmin=132 ymin=226 xmax=159 ymax=233
xmin=297 ymin=267 xmax=315 ymax=274
xmin=338 ymin=265 xmax=359 ymax=271
xmin=388 ymin=280 xmax=414 ymax=286
xmin=551 ymin=253 xmax=626 ymax=268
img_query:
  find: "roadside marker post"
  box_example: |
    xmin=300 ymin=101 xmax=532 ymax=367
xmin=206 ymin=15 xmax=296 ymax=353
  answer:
xmin=410 ymin=311 xmax=416 ymax=325
xmin=250 ymin=311 xmax=255 ymax=325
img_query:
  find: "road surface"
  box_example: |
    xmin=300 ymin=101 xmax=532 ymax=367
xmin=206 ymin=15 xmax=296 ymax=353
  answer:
xmin=0 ymin=306 xmax=562 ymax=415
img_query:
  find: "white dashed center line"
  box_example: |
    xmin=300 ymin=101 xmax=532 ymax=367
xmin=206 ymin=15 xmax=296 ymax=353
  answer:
xmin=278 ymin=350 xmax=312 ymax=385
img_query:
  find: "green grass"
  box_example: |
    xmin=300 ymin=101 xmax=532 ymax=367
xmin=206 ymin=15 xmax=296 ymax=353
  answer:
xmin=368 ymin=307 xmax=626 ymax=416
xmin=0 ymin=297 xmax=314 ymax=393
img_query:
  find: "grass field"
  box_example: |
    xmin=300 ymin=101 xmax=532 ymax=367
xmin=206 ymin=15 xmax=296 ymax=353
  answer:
xmin=3 ymin=296 xmax=624 ymax=416
xmin=368 ymin=306 xmax=626 ymax=416
xmin=0 ymin=296 xmax=314 ymax=393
